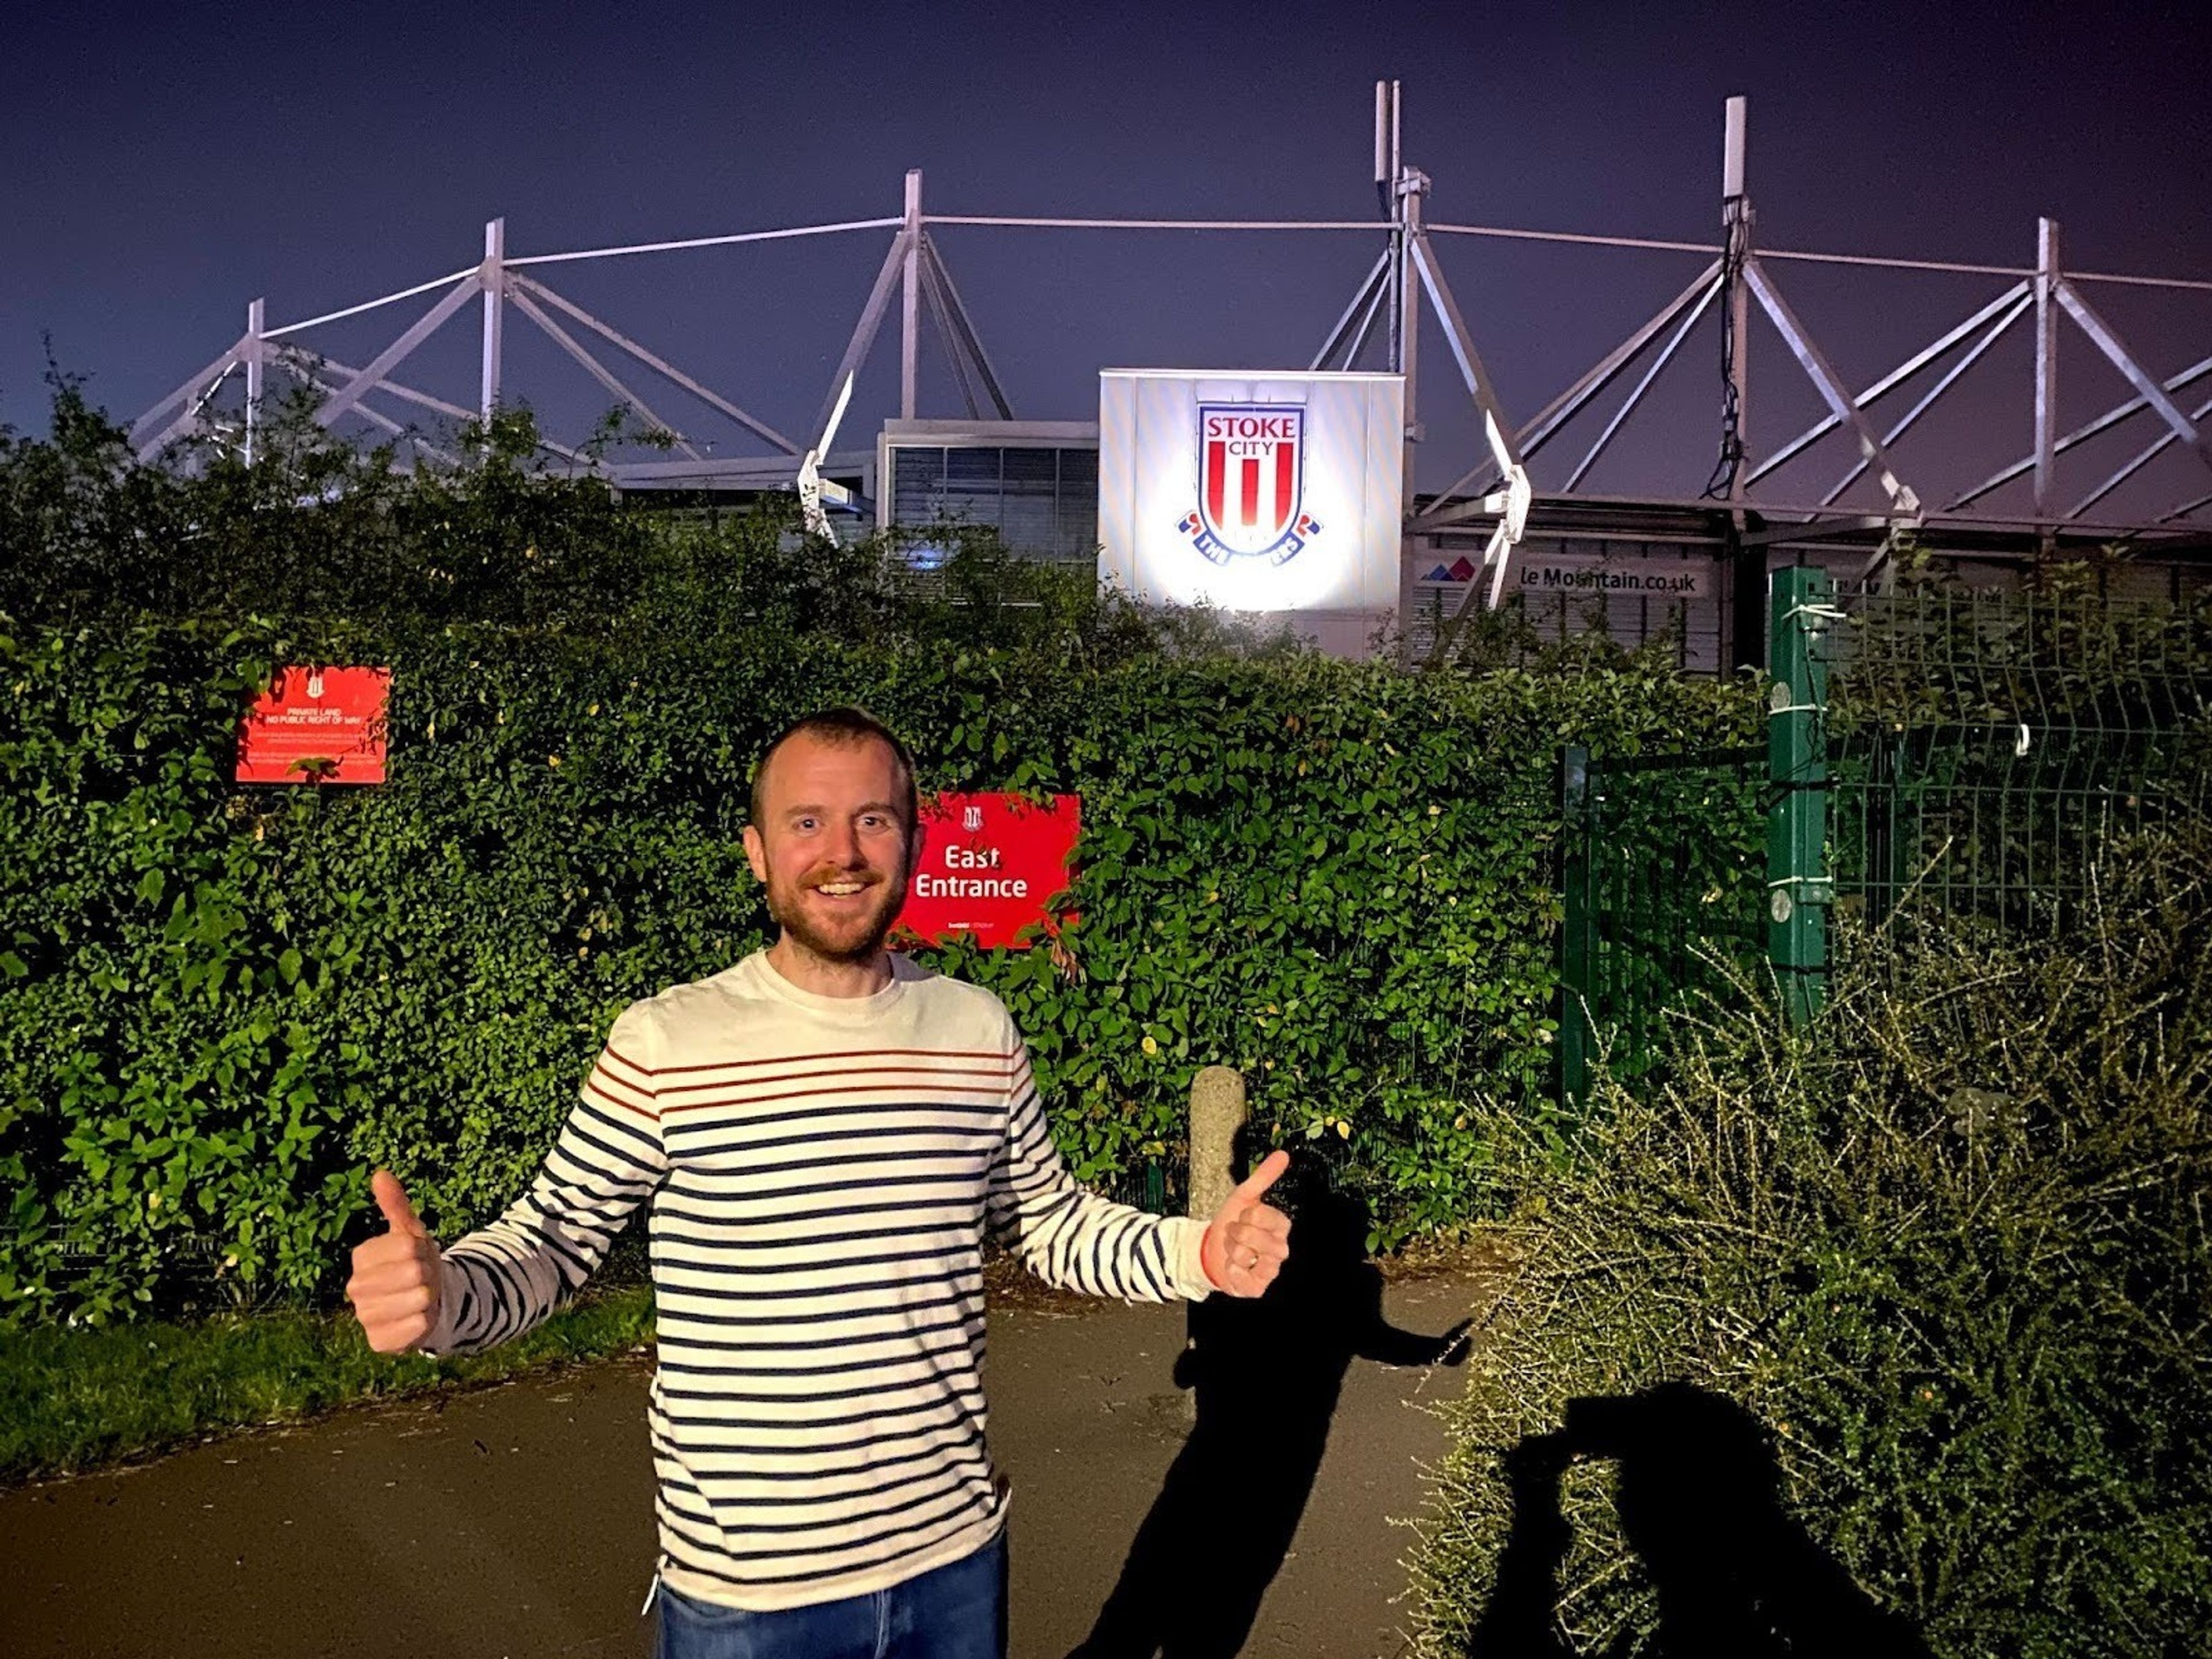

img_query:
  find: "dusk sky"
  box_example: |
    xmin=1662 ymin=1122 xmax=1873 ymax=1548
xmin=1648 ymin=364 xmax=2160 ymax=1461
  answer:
xmin=7 ymin=0 xmax=2209 ymax=514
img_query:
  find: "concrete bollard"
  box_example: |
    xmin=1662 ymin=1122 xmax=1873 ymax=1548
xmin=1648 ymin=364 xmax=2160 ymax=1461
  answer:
xmin=1184 ymin=1065 xmax=1247 ymax=1426
xmin=1186 ymin=1065 xmax=1248 ymax=1223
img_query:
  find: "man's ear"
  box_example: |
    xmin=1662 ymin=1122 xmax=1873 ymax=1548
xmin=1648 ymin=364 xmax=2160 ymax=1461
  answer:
xmin=908 ymin=815 xmax=927 ymax=869
xmin=743 ymin=823 xmax=768 ymax=885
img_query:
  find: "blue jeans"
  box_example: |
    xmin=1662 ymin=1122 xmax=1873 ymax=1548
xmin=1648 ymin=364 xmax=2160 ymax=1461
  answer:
xmin=656 ymin=1531 xmax=1008 ymax=1659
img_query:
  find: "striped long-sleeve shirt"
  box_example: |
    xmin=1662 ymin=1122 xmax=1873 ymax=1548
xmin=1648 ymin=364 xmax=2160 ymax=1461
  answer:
xmin=421 ymin=949 xmax=1214 ymax=1611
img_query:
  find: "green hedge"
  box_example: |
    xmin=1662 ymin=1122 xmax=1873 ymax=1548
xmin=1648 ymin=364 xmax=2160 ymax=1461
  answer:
xmin=0 ymin=610 xmax=1755 ymax=1321
xmin=0 ymin=385 xmax=1759 ymax=1320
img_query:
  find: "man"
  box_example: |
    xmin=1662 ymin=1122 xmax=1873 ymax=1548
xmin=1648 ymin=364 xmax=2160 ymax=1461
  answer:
xmin=346 ymin=706 xmax=1293 ymax=1658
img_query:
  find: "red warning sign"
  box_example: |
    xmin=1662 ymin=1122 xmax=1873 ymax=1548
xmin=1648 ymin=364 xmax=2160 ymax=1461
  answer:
xmin=896 ymin=793 xmax=1081 ymax=949
xmin=237 ymin=666 xmax=391 ymax=785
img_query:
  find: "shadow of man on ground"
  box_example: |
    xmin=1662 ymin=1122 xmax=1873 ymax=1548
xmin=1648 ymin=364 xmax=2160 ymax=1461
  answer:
xmin=1473 ymin=1382 xmax=1933 ymax=1658
xmin=1068 ymin=1153 xmax=1471 ymax=1659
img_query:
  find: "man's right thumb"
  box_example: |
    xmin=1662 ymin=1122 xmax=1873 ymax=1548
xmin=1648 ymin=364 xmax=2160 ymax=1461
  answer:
xmin=371 ymin=1169 xmax=426 ymax=1237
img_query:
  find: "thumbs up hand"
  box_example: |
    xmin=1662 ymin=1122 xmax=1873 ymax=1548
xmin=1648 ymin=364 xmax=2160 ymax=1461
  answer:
xmin=345 ymin=1169 xmax=444 ymax=1353
xmin=1199 ymin=1149 xmax=1293 ymax=1297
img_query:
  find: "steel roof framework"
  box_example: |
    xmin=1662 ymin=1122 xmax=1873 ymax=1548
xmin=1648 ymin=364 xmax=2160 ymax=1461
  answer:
xmin=130 ymin=88 xmax=2212 ymax=609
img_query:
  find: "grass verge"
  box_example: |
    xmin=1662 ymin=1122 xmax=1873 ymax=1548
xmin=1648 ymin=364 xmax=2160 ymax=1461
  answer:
xmin=0 ymin=1284 xmax=653 ymax=1487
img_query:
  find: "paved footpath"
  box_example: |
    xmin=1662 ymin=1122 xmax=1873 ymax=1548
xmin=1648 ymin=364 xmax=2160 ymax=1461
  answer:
xmin=1 ymin=1263 xmax=1491 ymax=1659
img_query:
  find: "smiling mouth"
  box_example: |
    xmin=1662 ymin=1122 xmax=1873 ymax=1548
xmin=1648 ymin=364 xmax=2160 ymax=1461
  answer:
xmin=810 ymin=878 xmax=877 ymax=898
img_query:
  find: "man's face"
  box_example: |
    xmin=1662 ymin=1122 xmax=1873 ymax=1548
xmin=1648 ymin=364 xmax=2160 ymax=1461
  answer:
xmin=742 ymin=732 xmax=920 ymax=965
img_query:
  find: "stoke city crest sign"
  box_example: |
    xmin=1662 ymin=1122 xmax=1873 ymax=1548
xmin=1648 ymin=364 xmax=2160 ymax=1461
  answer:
xmin=1177 ymin=403 xmax=1320 ymax=565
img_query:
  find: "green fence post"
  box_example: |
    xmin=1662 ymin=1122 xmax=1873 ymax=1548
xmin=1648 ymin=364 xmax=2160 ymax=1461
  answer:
xmin=1559 ymin=744 xmax=1594 ymax=1107
xmin=1767 ymin=567 xmax=1834 ymax=1023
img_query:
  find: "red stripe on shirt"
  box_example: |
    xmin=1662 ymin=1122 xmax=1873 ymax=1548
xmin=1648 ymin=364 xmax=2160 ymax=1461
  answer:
xmin=655 ymin=1060 xmax=1016 ymax=1099
xmin=660 ymin=1078 xmax=1011 ymax=1118
xmin=585 ymin=1075 xmax=660 ymax=1122
xmin=632 ymin=1046 xmax=1010 ymax=1078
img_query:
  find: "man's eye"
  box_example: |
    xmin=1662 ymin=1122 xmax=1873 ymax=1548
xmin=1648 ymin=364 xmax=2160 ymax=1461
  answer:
xmin=796 ymin=817 xmax=818 ymax=832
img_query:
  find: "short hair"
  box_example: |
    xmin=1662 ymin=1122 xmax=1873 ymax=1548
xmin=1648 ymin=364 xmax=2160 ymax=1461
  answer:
xmin=748 ymin=706 xmax=919 ymax=831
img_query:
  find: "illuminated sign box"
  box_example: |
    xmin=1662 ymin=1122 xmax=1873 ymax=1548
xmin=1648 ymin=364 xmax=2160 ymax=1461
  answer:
xmin=1097 ymin=369 xmax=1404 ymax=650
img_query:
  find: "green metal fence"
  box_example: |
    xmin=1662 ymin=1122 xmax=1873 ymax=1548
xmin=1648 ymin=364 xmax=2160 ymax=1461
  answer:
xmin=1558 ymin=744 xmax=1768 ymax=1106
xmin=1824 ymin=578 xmax=2212 ymax=938
xmin=1559 ymin=565 xmax=2212 ymax=1105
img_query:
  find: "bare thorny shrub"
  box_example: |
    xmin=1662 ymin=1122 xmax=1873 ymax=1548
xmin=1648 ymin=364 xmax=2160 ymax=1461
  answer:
xmin=1410 ymin=823 xmax=2212 ymax=1659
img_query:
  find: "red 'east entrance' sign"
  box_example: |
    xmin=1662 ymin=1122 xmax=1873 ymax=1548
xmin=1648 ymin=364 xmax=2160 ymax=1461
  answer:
xmin=237 ymin=666 xmax=392 ymax=785
xmin=896 ymin=793 xmax=1081 ymax=949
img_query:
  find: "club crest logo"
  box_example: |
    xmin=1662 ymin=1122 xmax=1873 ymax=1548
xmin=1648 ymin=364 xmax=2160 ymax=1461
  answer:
xmin=1177 ymin=404 xmax=1320 ymax=565
xmin=961 ymin=804 xmax=984 ymax=833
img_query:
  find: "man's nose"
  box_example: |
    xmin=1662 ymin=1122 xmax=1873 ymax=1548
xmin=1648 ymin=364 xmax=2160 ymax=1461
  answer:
xmin=824 ymin=820 xmax=866 ymax=866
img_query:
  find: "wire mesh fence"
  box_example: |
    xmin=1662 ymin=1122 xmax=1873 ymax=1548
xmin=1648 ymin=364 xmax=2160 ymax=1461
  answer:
xmin=1559 ymin=746 xmax=1768 ymax=1104
xmin=1823 ymin=579 xmax=2212 ymax=935
xmin=1558 ymin=569 xmax=2212 ymax=1105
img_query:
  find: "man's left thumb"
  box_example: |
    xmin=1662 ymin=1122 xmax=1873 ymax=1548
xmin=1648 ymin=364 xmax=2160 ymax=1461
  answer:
xmin=1228 ymin=1148 xmax=1290 ymax=1206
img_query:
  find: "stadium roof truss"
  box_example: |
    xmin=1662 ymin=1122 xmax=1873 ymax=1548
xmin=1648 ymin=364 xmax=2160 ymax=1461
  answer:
xmin=132 ymin=88 xmax=2212 ymax=608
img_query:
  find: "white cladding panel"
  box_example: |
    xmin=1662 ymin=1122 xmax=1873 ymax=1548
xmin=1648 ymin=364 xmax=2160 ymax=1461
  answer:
xmin=1097 ymin=370 xmax=1404 ymax=613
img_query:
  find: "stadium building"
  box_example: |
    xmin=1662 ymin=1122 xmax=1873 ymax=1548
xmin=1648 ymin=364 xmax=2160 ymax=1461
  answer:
xmin=130 ymin=86 xmax=2212 ymax=671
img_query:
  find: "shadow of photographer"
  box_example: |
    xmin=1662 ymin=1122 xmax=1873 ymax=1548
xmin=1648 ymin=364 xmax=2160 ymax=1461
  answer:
xmin=1069 ymin=1153 xmax=1471 ymax=1659
xmin=1474 ymin=1382 xmax=1932 ymax=1658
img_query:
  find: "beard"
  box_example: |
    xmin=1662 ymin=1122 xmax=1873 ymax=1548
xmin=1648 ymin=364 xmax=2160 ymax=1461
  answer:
xmin=765 ymin=862 xmax=911 ymax=965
